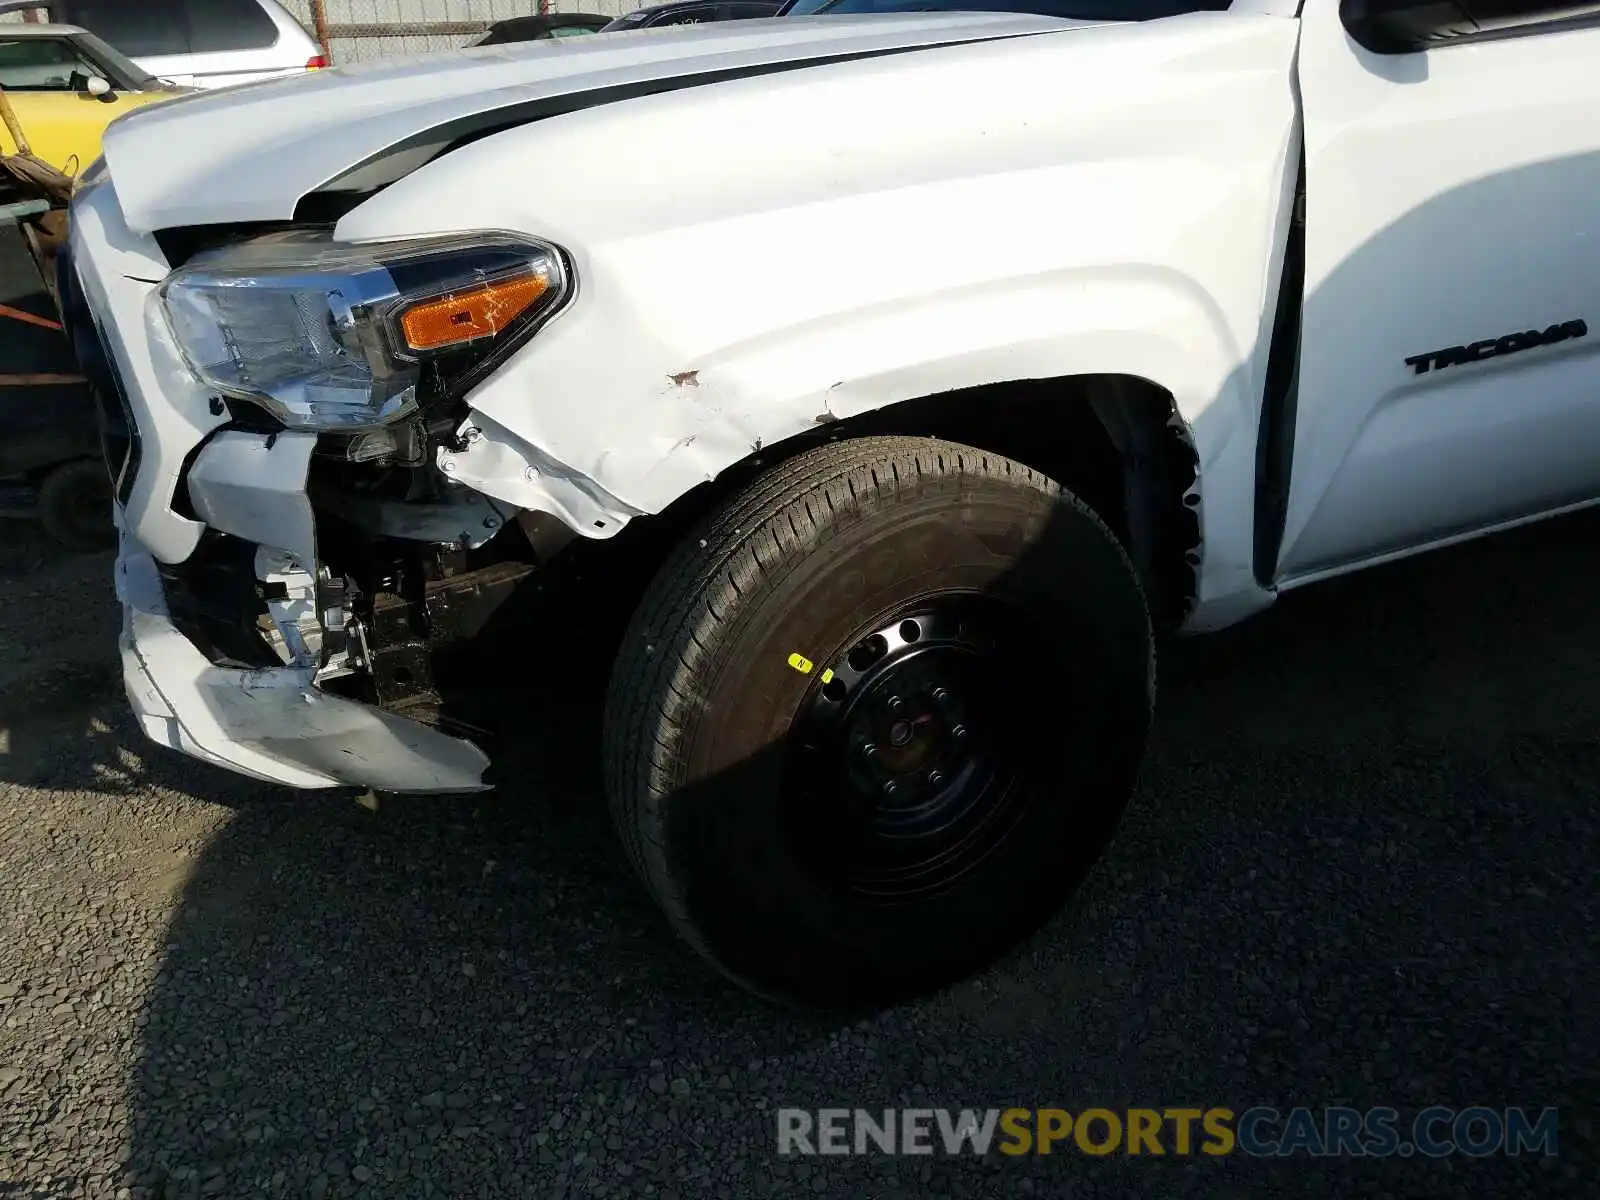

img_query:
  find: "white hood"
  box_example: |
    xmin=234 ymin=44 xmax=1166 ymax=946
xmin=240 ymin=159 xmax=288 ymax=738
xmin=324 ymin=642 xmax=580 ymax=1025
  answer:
xmin=100 ymin=14 xmax=1098 ymax=234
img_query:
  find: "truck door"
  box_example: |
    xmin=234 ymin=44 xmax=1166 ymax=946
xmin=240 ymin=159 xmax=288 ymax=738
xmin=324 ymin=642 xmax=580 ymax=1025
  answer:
xmin=1277 ymin=0 xmax=1600 ymax=584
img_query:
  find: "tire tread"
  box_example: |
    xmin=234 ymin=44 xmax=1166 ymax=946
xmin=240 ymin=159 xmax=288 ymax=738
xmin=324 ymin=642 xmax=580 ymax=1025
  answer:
xmin=603 ymin=437 xmax=1152 ymax=987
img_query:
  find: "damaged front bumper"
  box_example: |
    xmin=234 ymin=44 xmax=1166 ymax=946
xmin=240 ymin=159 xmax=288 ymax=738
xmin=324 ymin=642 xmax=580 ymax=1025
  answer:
xmin=116 ymin=530 xmax=491 ymax=792
xmin=106 ymin=418 xmax=496 ymax=792
xmin=64 ymin=173 xmax=619 ymax=795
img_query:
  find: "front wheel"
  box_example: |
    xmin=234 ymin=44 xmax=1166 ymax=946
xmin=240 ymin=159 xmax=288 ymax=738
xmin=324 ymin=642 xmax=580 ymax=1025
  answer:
xmin=603 ymin=437 xmax=1154 ymax=1008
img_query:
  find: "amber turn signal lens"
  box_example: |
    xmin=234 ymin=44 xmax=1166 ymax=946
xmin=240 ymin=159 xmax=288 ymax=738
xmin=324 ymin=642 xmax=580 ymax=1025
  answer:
xmin=399 ymin=273 xmax=549 ymax=353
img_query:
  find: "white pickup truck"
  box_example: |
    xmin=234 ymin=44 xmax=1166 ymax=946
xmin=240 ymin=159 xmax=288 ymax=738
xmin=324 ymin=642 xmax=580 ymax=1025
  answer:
xmin=64 ymin=0 xmax=1600 ymax=1006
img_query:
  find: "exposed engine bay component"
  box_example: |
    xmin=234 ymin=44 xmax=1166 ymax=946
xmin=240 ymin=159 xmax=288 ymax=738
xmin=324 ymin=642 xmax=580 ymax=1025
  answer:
xmin=254 ymin=545 xmax=320 ymax=667
xmin=313 ymin=481 xmax=517 ymax=551
xmin=119 ymin=543 xmax=491 ymax=792
xmin=351 ymin=559 xmax=539 ymax=717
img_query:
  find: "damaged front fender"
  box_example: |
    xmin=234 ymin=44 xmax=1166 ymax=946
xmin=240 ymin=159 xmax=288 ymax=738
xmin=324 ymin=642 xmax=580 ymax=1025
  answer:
xmin=435 ymin=411 xmax=643 ymax=540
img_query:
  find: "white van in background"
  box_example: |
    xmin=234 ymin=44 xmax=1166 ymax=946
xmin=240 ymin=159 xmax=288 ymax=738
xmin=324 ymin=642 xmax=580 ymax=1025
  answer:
xmin=18 ymin=0 xmax=326 ymax=89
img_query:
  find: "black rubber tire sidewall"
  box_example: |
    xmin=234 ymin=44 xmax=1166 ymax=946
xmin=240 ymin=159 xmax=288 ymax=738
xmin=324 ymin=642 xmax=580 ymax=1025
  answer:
xmin=605 ymin=438 xmax=1154 ymax=1008
xmin=37 ymin=458 xmax=114 ymax=553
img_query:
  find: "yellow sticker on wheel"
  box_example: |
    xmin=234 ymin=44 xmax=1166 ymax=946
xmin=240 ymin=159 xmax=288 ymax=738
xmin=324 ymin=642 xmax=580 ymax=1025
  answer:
xmin=787 ymin=652 xmax=814 ymax=674
xmin=821 ymin=668 xmax=834 ymax=684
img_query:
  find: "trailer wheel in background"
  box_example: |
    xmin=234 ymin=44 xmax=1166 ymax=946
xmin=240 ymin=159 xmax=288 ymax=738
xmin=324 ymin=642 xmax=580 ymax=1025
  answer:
xmin=37 ymin=457 xmax=113 ymax=553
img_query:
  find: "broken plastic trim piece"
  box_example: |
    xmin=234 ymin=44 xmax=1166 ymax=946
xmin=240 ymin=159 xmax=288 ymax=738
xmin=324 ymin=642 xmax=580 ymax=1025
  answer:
xmin=119 ymin=542 xmax=490 ymax=793
xmin=186 ymin=428 xmax=319 ymax=571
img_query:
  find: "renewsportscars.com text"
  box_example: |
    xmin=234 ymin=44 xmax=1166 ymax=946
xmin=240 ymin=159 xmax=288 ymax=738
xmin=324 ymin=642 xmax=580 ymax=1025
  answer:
xmin=776 ymin=1106 xmax=1560 ymax=1158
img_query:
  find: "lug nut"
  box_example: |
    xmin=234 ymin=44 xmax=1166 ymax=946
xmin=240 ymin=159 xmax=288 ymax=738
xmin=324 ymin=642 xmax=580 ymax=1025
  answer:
xmin=882 ymin=781 xmax=899 ymax=797
xmin=928 ymin=771 xmax=945 ymax=787
xmin=951 ymin=724 xmax=968 ymax=742
xmin=933 ymin=688 xmax=954 ymax=708
xmin=888 ymin=696 xmax=906 ymax=716
xmin=860 ymin=743 xmax=878 ymax=761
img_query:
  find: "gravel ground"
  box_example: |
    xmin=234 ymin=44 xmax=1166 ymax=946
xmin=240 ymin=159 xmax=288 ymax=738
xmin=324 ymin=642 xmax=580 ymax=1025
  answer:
xmin=0 ymin=509 xmax=1594 ymax=1199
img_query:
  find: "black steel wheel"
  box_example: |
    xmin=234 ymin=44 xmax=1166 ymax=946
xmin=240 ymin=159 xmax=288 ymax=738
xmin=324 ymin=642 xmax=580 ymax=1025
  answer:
xmin=604 ymin=436 xmax=1154 ymax=1008
xmin=783 ymin=598 xmax=1051 ymax=903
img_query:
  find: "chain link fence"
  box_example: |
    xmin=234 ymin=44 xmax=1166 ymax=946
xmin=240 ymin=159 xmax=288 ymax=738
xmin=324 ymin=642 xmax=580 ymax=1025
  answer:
xmin=283 ymin=1 xmax=644 ymax=65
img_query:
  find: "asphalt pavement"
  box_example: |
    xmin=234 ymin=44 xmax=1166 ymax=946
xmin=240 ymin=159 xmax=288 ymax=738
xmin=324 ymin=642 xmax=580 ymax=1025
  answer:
xmin=0 ymin=508 xmax=1594 ymax=1199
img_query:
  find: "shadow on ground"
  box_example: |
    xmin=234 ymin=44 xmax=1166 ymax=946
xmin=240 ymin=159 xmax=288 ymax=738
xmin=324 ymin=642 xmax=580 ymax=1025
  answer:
xmin=3 ymin=512 xmax=1595 ymax=1198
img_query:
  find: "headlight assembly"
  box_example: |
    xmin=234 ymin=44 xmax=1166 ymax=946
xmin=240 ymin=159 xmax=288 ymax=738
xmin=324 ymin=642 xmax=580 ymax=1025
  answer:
xmin=159 ymin=231 xmax=571 ymax=432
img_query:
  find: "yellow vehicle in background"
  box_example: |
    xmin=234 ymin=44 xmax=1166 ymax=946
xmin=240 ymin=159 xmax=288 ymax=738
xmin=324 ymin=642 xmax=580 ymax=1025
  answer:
xmin=0 ymin=22 xmax=187 ymax=176
xmin=0 ymin=24 xmax=185 ymax=551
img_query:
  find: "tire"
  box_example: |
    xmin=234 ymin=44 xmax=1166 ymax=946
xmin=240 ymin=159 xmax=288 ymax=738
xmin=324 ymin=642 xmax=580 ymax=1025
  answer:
xmin=603 ymin=436 xmax=1154 ymax=1008
xmin=37 ymin=458 xmax=114 ymax=553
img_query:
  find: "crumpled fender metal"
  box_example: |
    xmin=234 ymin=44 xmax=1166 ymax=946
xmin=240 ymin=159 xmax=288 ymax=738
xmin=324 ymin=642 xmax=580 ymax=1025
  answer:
xmin=436 ymin=412 xmax=643 ymax=539
xmin=334 ymin=14 xmax=1300 ymax=629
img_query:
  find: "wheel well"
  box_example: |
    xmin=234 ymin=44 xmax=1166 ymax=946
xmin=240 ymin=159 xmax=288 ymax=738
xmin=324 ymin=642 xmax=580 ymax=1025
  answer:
xmin=563 ymin=375 xmax=1201 ymax=630
xmin=832 ymin=376 xmax=1200 ymax=626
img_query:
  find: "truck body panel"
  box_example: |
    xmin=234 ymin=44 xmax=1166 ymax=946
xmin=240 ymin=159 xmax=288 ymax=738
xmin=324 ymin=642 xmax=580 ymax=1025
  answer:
xmin=61 ymin=0 xmax=1600 ymax=794
xmin=334 ymin=12 xmax=1303 ymax=631
xmin=98 ymin=13 xmax=1097 ymax=233
xmin=1279 ymin=0 xmax=1600 ymax=584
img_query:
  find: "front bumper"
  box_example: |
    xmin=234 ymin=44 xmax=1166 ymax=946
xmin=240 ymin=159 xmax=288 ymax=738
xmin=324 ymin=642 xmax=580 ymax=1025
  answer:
xmin=67 ymin=174 xmax=492 ymax=793
xmin=116 ymin=530 xmax=490 ymax=791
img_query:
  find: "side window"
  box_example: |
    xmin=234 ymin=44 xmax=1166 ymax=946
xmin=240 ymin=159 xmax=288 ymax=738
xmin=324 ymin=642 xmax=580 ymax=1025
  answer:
xmin=55 ymin=0 xmax=190 ymax=57
xmin=0 ymin=37 xmax=100 ymax=90
xmin=181 ymin=0 xmax=282 ymax=53
xmin=650 ymin=6 xmax=720 ymax=24
xmin=549 ymin=25 xmax=599 ymax=36
xmin=729 ymin=3 xmax=778 ymax=15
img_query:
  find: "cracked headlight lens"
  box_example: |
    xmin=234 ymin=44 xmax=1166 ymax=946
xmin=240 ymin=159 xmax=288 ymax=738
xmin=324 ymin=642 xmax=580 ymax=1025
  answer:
xmin=160 ymin=231 xmax=570 ymax=431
